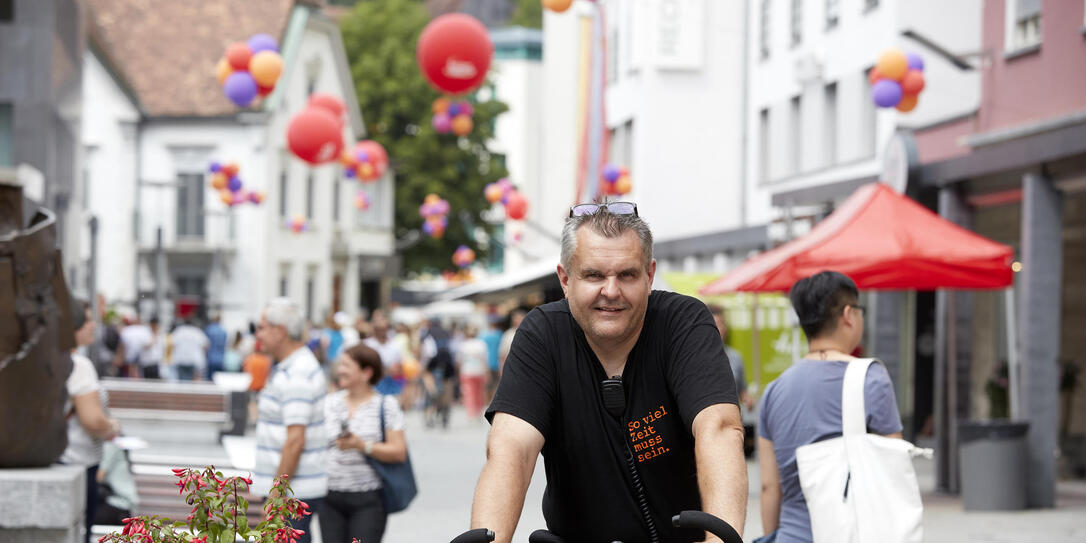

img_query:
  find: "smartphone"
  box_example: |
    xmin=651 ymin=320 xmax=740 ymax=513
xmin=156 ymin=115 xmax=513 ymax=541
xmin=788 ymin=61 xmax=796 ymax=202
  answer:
xmin=339 ymin=420 xmax=350 ymax=438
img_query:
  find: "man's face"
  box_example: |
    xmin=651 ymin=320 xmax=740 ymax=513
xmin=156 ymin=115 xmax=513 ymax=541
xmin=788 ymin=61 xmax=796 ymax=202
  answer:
xmin=256 ymin=312 xmax=285 ymax=356
xmin=557 ymin=228 xmax=656 ymax=348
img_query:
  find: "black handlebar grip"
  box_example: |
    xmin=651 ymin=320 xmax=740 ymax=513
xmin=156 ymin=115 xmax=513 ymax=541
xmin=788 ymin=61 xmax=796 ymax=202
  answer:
xmin=528 ymin=529 xmax=566 ymax=543
xmin=672 ymin=511 xmax=744 ymax=543
xmin=450 ymin=528 xmax=495 ymax=543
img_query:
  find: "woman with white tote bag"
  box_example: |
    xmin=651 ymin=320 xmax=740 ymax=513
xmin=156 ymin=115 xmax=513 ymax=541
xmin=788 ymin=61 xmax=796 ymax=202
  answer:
xmin=755 ymin=272 xmax=922 ymax=543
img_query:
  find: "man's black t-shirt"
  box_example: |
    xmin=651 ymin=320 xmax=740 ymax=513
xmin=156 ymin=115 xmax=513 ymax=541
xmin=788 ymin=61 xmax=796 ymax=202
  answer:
xmin=486 ymin=290 xmax=739 ymax=543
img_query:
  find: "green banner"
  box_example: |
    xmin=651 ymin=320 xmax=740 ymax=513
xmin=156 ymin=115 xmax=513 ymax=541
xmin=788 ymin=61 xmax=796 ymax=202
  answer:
xmin=659 ymin=272 xmax=806 ymax=396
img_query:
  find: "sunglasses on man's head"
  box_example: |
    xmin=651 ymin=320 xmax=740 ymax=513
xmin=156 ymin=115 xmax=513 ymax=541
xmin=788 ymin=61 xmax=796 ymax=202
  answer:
xmin=568 ymin=201 xmax=638 ymax=218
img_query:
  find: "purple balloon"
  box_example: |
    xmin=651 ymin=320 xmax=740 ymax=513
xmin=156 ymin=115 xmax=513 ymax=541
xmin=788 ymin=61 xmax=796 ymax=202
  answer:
xmin=432 ymin=112 xmax=451 ymax=134
xmin=248 ymin=33 xmax=279 ymax=54
xmin=228 ymin=176 xmax=243 ymax=192
xmin=248 ymin=192 xmax=261 ymax=204
xmin=434 ymin=200 xmax=450 ymax=215
xmin=224 ymin=72 xmax=258 ymax=107
xmin=422 ymin=221 xmax=435 ymax=235
xmin=448 ymin=103 xmax=462 ymax=117
xmin=355 ymin=150 xmax=370 ymax=163
xmin=603 ymin=164 xmax=621 ymax=183
xmin=459 ymin=102 xmax=474 ymax=117
xmin=872 ymin=79 xmax=903 ymax=108
xmin=209 ymin=161 xmax=222 ymax=173
xmin=344 ymin=167 xmax=357 ymax=179
xmin=906 ymin=52 xmax=924 ymax=71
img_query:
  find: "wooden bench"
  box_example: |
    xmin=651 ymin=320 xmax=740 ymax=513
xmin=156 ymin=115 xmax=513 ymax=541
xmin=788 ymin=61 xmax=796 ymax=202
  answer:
xmin=100 ymin=379 xmax=237 ymax=443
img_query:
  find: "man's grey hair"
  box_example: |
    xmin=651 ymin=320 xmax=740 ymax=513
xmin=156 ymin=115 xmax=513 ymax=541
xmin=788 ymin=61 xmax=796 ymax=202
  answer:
xmin=264 ymin=297 xmax=305 ymax=341
xmin=560 ymin=210 xmax=654 ymax=271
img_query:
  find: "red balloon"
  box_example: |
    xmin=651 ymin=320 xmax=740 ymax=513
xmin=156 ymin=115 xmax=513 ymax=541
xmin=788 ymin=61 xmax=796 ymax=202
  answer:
xmin=505 ymin=191 xmax=528 ymax=220
xmin=287 ymin=107 xmax=344 ymax=165
xmin=867 ymin=67 xmax=882 ymax=86
xmin=308 ymin=93 xmax=347 ymax=125
xmin=257 ymin=85 xmax=275 ymax=97
xmin=354 ymin=140 xmax=389 ymax=179
xmin=417 ymin=14 xmax=493 ymax=94
xmin=226 ymin=42 xmax=253 ymax=71
xmin=901 ymin=69 xmax=925 ymax=95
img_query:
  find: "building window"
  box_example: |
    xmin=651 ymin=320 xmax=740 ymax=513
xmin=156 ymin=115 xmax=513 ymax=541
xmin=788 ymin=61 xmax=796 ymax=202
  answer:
xmin=0 ymin=0 xmax=13 ymax=22
xmin=791 ymin=0 xmax=802 ymax=46
xmin=758 ymin=108 xmax=770 ymax=181
xmin=864 ymin=0 xmax=879 ymax=12
xmin=790 ymin=96 xmax=802 ymax=175
xmin=333 ymin=179 xmax=341 ymax=224
xmin=824 ymin=82 xmax=837 ymax=167
xmin=1007 ymin=0 xmax=1042 ymax=50
xmin=279 ymin=264 xmax=290 ymax=297
xmin=860 ymin=69 xmax=876 ymax=157
xmin=305 ymin=173 xmax=315 ymax=220
xmin=279 ymin=160 xmax=288 ymax=218
xmin=0 ymin=103 xmax=11 ymax=167
xmin=760 ymin=0 xmax=771 ymax=60
xmin=176 ymin=173 xmax=205 ymax=239
xmin=825 ymin=0 xmax=840 ymax=30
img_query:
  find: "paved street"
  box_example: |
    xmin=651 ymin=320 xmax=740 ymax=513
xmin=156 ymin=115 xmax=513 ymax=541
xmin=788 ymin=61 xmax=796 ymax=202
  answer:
xmin=386 ymin=406 xmax=1086 ymax=543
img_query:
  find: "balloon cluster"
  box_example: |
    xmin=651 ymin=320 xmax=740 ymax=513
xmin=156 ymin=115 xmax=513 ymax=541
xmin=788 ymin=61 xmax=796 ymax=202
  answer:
xmin=484 ymin=178 xmax=529 ymax=220
xmin=286 ymin=214 xmax=309 ymax=234
xmin=869 ymin=50 xmax=926 ymax=113
xmin=542 ymin=0 xmax=574 ymax=13
xmin=217 ymin=34 xmax=283 ymax=108
xmin=287 ymin=94 xmax=347 ymax=165
xmin=208 ymin=162 xmax=264 ymax=207
xmin=340 ymin=140 xmax=389 ymax=182
xmin=601 ymin=163 xmax=632 ymax=196
xmin=419 ymin=193 xmax=451 ymax=239
xmin=417 ymin=14 xmax=493 ymax=95
xmin=432 ymin=97 xmax=475 ymax=136
xmin=354 ymin=190 xmax=371 ymax=211
xmin=452 ymin=245 xmax=476 ymax=269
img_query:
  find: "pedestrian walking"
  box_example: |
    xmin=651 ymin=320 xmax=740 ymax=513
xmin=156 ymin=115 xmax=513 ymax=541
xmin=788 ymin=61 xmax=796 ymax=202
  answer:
xmin=137 ymin=317 xmax=165 ymax=379
xmin=205 ymin=314 xmax=228 ymax=379
xmin=321 ymin=343 xmax=408 ymax=543
xmin=756 ymin=271 xmax=904 ymax=543
xmin=457 ymin=325 xmax=489 ymax=418
xmin=252 ymin=298 xmax=327 ymax=543
xmin=481 ymin=316 xmax=503 ymax=403
xmin=171 ymin=319 xmax=208 ymax=381
xmin=119 ymin=317 xmax=152 ymax=378
xmin=364 ymin=312 xmax=404 ymax=397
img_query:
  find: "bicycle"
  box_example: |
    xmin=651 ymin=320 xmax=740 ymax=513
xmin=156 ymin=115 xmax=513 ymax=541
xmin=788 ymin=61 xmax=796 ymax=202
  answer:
xmin=450 ymin=510 xmax=744 ymax=543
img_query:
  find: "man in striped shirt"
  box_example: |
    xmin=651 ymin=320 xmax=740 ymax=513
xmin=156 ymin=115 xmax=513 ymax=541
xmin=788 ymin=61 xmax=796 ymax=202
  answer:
xmin=253 ymin=298 xmax=327 ymax=543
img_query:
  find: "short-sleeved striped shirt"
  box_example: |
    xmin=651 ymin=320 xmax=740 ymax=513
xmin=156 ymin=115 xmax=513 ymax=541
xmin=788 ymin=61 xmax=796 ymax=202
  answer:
xmin=253 ymin=347 xmax=328 ymax=499
xmin=324 ymin=392 xmax=406 ymax=492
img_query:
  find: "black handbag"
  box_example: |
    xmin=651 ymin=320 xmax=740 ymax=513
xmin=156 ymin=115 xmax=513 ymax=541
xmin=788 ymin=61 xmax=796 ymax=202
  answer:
xmin=367 ymin=395 xmax=418 ymax=513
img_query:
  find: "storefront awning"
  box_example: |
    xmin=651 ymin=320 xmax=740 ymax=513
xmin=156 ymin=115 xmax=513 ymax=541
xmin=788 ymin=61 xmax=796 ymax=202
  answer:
xmin=700 ymin=183 xmax=1015 ymax=294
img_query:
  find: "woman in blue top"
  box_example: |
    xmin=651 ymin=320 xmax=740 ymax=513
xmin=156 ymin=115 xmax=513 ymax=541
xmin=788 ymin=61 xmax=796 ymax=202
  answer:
xmin=757 ymin=271 xmax=903 ymax=543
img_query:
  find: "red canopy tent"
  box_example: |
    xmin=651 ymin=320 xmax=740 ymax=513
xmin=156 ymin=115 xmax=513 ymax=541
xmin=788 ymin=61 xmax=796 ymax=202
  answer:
xmin=700 ymin=183 xmax=1014 ymax=295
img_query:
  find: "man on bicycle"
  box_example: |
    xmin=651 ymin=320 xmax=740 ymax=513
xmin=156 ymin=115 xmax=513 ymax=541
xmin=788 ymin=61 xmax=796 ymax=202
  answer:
xmin=470 ymin=203 xmax=747 ymax=542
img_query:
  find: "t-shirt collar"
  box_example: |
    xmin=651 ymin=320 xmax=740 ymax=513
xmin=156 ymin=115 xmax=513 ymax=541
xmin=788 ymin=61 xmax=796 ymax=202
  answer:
xmin=276 ymin=346 xmax=310 ymax=371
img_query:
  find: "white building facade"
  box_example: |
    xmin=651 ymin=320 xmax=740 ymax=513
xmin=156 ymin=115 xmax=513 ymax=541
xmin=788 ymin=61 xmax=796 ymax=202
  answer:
xmin=82 ymin=4 xmax=394 ymax=332
xmin=746 ymin=0 xmax=982 ymax=229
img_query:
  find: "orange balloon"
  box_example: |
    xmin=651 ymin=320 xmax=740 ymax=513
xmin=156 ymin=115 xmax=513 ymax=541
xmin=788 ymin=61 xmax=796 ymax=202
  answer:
xmin=425 ymin=193 xmax=441 ymax=204
xmin=340 ymin=149 xmax=359 ymax=167
xmin=543 ymin=0 xmax=574 ymax=13
xmin=896 ymin=94 xmax=918 ymax=112
xmin=358 ymin=162 xmax=376 ymax=180
xmin=210 ymin=173 xmax=228 ymax=191
xmin=614 ymin=174 xmax=632 ymax=195
xmin=485 ymin=184 xmax=504 ymax=203
xmin=219 ymin=189 xmax=234 ymax=206
xmin=216 ymin=57 xmax=233 ymax=85
xmin=249 ymin=51 xmax=283 ymax=87
xmin=403 ymin=359 xmax=422 ymax=380
xmin=432 ymin=97 xmax=451 ymax=114
xmin=876 ymin=49 xmax=908 ymax=81
xmin=901 ymin=69 xmax=925 ymax=94
xmin=451 ymin=114 xmax=473 ymax=136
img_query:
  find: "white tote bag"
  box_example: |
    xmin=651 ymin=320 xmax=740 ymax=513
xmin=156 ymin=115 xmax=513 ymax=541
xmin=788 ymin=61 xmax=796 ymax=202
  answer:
xmin=795 ymin=358 xmax=926 ymax=543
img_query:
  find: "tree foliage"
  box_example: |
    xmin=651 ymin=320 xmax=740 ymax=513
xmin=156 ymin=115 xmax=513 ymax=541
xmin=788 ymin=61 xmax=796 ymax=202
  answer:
xmin=510 ymin=0 xmax=543 ymax=29
xmin=340 ymin=0 xmax=509 ymax=274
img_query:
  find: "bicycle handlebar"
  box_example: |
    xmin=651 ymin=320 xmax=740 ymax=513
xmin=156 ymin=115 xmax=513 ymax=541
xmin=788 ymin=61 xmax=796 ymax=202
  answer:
xmin=449 ymin=528 xmax=495 ymax=543
xmin=462 ymin=510 xmax=743 ymax=543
